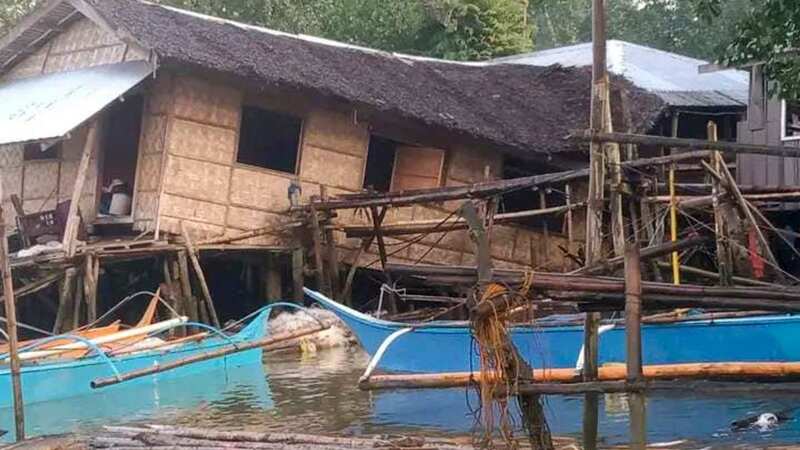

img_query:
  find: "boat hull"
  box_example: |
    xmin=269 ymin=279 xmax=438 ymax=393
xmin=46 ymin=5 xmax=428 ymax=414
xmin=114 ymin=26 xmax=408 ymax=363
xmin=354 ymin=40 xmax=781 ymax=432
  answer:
xmin=307 ymin=289 xmax=800 ymax=373
xmin=0 ymin=310 xmax=270 ymax=408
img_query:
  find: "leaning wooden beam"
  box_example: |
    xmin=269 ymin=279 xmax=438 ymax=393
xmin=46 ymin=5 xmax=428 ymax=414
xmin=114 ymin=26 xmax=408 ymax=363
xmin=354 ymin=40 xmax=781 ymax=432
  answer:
xmin=574 ymin=235 xmax=711 ymax=275
xmin=63 ymin=124 xmax=98 ymax=257
xmin=571 ymin=129 xmax=800 ymax=158
xmin=307 ymin=151 xmax=711 ymax=211
xmin=179 ymin=223 xmax=221 ymax=329
xmin=359 ymin=361 xmax=800 ymax=390
xmin=653 ymin=262 xmax=779 ymax=288
xmin=341 ymin=203 xmax=584 ymax=238
xmin=0 ymin=272 xmax=63 ymax=303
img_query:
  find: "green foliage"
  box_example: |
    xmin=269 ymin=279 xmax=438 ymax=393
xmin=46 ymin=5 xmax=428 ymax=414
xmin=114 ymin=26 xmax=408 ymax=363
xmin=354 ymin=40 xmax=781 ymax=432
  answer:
xmin=530 ymin=0 xmax=749 ymax=61
xmin=697 ymin=0 xmax=800 ymax=100
xmin=0 ymin=0 xmax=39 ymax=32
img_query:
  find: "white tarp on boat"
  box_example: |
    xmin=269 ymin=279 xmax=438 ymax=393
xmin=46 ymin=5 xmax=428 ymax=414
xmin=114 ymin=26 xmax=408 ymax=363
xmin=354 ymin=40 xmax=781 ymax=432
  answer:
xmin=0 ymin=61 xmax=153 ymax=146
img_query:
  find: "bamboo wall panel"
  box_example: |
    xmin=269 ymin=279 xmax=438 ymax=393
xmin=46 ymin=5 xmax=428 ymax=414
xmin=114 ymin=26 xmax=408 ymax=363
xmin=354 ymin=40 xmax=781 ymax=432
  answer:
xmin=172 ymin=77 xmax=241 ymax=128
xmin=44 ymin=46 xmax=128 ymax=74
xmin=0 ymin=145 xmax=23 ymax=169
xmin=167 ymin=119 xmax=236 ymax=165
xmin=2 ymin=45 xmax=49 ymax=81
xmin=160 ymin=193 xmax=227 ymax=226
xmin=447 ymin=147 xmax=502 ymax=183
xmin=226 ymin=206 xmax=277 ymax=230
xmin=159 ymin=216 xmax=224 ymax=241
xmin=136 ymin=154 xmax=162 ymax=192
xmin=229 ymin=168 xmax=292 ymax=212
xmin=162 ymin=156 xmax=231 ymax=205
xmin=303 ymin=110 xmax=368 ymax=156
xmin=23 ymin=162 xmax=59 ymax=200
xmin=299 ymin=145 xmax=364 ymax=191
xmin=133 ymin=192 xmax=158 ymax=221
xmin=48 ymin=19 xmax=121 ymax=53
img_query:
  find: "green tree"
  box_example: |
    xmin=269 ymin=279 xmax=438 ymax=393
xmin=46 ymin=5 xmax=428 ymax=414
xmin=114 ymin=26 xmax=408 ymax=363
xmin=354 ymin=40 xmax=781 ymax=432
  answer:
xmin=696 ymin=0 xmax=800 ymax=99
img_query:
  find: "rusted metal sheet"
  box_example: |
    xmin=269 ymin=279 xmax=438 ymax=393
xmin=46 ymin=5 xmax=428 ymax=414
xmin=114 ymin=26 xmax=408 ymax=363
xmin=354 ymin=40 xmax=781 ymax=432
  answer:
xmin=0 ymin=61 xmax=153 ymax=146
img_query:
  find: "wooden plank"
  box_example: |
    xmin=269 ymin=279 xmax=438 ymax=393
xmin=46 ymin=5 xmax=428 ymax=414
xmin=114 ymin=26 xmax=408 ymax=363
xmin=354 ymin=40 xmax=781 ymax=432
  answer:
xmin=84 ymin=253 xmax=98 ymax=323
xmin=320 ymin=187 xmax=340 ymax=298
xmin=369 ymin=206 xmax=396 ymax=314
xmin=63 ymin=124 xmax=98 ymax=257
xmin=390 ymin=146 xmax=445 ymax=191
xmin=291 ymin=248 xmax=304 ymax=304
xmin=308 ymin=206 xmax=329 ymax=296
xmin=179 ymin=223 xmax=220 ymax=328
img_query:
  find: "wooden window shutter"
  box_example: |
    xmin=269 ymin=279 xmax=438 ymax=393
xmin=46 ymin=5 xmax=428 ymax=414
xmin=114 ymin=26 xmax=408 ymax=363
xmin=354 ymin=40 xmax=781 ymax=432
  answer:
xmin=390 ymin=146 xmax=445 ymax=191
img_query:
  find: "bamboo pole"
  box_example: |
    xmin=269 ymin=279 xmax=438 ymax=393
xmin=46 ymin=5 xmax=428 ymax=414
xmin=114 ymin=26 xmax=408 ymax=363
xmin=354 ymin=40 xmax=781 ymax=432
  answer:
xmin=0 ymin=200 xmax=24 ymax=439
xmin=669 ymin=114 xmax=681 ymax=285
xmin=84 ymin=253 xmax=98 ymax=323
xmin=179 ymin=223 xmax=220 ymax=329
xmin=91 ymin=324 xmax=329 ymax=388
xmin=708 ymin=123 xmax=734 ymax=286
xmin=308 ymin=206 xmax=329 ymax=296
xmin=63 ymin=124 xmax=98 ymax=257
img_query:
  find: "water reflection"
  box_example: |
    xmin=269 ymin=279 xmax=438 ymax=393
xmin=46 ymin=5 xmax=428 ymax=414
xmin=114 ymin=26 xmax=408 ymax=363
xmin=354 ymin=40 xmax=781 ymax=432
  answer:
xmin=2 ymin=347 xmax=799 ymax=448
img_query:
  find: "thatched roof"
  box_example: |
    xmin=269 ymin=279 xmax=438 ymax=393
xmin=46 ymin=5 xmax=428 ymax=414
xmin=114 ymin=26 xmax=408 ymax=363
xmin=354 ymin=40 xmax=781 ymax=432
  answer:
xmin=6 ymin=0 xmax=667 ymax=159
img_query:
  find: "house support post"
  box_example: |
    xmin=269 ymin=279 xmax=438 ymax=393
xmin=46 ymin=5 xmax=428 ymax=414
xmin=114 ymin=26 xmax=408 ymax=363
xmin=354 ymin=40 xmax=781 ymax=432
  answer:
xmin=180 ymin=222 xmax=220 ymax=328
xmin=625 ymin=241 xmax=647 ymax=450
xmin=708 ymin=123 xmax=734 ymax=286
xmin=84 ymin=253 xmax=98 ymax=323
xmin=63 ymin=124 xmax=98 ymax=257
xmin=263 ymin=253 xmax=282 ymax=302
xmin=309 ymin=205 xmax=329 ymax=297
xmin=370 ymin=206 xmax=397 ymax=314
xmin=176 ymin=251 xmax=198 ymax=323
xmin=0 ymin=196 xmax=25 ymax=440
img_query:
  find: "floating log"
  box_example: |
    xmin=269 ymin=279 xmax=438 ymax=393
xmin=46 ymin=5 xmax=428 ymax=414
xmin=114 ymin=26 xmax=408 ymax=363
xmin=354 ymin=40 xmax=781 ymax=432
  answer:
xmin=360 ymin=362 xmax=800 ymax=390
xmin=91 ymin=324 xmax=330 ymax=389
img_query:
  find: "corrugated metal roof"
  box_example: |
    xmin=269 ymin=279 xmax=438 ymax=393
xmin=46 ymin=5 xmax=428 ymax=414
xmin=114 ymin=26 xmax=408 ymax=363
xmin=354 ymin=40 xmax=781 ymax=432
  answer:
xmin=495 ymin=40 xmax=749 ymax=107
xmin=0 ymin=61 xmax=153 ymax=146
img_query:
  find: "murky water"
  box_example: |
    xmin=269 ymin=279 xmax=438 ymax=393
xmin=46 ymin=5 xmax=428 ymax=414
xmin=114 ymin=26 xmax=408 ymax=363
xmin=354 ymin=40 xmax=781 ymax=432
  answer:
xmin=3 ymin=347 xmax=800 ymax=448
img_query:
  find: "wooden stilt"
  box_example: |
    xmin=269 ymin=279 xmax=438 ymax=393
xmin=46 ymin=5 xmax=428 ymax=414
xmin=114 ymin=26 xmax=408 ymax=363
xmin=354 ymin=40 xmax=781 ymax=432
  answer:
xmin=54 ymin=268 xmax=77 ymax=334
xmin=292 ymin=248 xmax=304 ymax=304
xmin=370 ymin=206 xmax=397 ymax=314
xmin=708 ymin=123 xmax=735 ymax=286
xmin=309 ymin=205 xmax=329 ymax=296
xmin=624 ymin=243 xmax=643 ymax=382
xmin=582 ymin=393 xmax=599 ymax=450
xmin=72 ymin=275 xmax=84 ymax=330
xmin=84 ymin=253 xmax=98 ymax=323
xmin=629 ymin=391 xmax=647 ymax=450
xmin=180 ymin=223 xmax=220 ymax=328
xmin=63 ymin=124 xmax=98 ymax=257
xmin=320 ymin=187 xmax=341 ymax=297
xmin=538 ymin=190 xmax=549 ymax=266
xmin=0 ymin=202 xmax=25 ymax=440
xmin=176 ymin=251 xmax=198 ymax=323
xmin=264 ymin=253 xmax=282 ymax=302
xmin=340 ymin=237 xmax=373 ymax=305
xmin=564 ymin=183 xmax=574 ymax=245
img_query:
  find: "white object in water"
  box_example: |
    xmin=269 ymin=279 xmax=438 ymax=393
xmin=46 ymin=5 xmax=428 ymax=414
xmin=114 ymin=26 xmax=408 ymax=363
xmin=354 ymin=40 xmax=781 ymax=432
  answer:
xmin=755 ymin=412 xmax=779 ymax=431
xmin=109 ymin=192 xmax=132 ymax=215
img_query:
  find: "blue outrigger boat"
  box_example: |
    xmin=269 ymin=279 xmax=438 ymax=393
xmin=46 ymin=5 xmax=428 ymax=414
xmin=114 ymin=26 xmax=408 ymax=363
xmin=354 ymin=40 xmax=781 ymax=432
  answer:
xmin=0 ymin=307 xmax=272 ymax=409
xmin=307 ymin=289 xmax=800 ymax=374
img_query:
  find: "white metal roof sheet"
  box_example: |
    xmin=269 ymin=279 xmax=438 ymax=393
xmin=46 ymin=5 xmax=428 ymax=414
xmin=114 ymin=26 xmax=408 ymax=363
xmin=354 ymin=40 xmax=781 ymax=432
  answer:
xmin=495 ymin=40 xmax=749 ymax=107
xmin=0 ymin=61 xmax=153 ymax=146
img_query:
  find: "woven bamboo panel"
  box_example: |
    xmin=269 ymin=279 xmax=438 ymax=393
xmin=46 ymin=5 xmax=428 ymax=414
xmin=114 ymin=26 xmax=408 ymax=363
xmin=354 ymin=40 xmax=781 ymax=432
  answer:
xmin=148 ymin=77 xmax=174 ymax=115
xmin=160 ymin=216 xmax=224 ymax=241
xmin=160 ymin=193 xmax=227 ymax=226
xmin=79 ymin=193 xmax=97 ymax=221
xmin=226 ymin=206 xmax=279 ymax=230
xmin=60 ymin=126 xmax=90 ymax=161
xmin=133 ymin=219 xmax=155 ymax=233
xmin=49 ymin=19 xmax=121 ymax=54
xmin=43 ymin=45 xmax=127 ymax=74
xmin=2 ymin=202 xmax=17 ymax=227
xmin=0 ymin=145 xmax=23 ymax=168
xmin=408 ymin=243 xmax=463 ymax=266
xmin=512 ymin=230 xmax=533 ymax=265
xmin=162 ymin=156 xmax=231 ymax=205
xmin=133 ymin=191 xmax=158 ymax=221
xmin=23 ymin=162 xmax=59 ymax=200
xmin=58 ymin=159 xmax=98 ymax=200
xmin=172 ymin=76 xmax=241 ymax=129
xmin=447 ymin=146 xmax=502 ymax=184
xmin=303 ymin=109 xmax=368 ymax=157
xmin=229 ymin=167 xmax=292 ymax=212
xmin=490 ymin=225 xmax=518 ymax=261
xmin=139 ymin=115 xmax=167 ymax=155
xmin=22 ymin=197 xmax=57 ymax=214
xmin=167 ymin=119 xmax=236 ymax=165
xmin=299 ymin=145 xmax=364 ymax=191
xmin=2 ymin=167 xmax=22 ymax=202
xmin=1 ymin=45 xmax=48 ymax=82
xmin=135 ymin=153 xmax=162 ymax=192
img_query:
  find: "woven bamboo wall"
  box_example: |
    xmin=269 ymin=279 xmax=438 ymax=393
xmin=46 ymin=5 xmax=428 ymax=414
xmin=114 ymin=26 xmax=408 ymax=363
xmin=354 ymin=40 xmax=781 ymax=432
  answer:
xmin=1 ymin=16 xmax=149 ymax=82
xmin=150 ymin=72 xmax=570 ymax=268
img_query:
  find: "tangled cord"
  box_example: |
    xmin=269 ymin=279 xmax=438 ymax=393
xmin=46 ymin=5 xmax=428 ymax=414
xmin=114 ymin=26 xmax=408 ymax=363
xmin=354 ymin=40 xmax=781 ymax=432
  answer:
xmin=469 ymin=275 xmax=551 ymax=450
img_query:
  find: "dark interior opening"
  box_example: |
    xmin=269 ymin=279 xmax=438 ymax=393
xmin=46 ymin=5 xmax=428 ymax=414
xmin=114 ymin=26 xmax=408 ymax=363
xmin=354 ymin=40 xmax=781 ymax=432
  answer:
xmin=99 ymin=95 xmax=144 ymax=217
xmin=501 ymin=157 xmax=563 ymax=231
xmin=363 ymin=135 xmax=398 ymax=192
xmin=23 ymin=141 xmax=61 ymax=161
xmin=237 ymin=106 xmax=302 ymax=174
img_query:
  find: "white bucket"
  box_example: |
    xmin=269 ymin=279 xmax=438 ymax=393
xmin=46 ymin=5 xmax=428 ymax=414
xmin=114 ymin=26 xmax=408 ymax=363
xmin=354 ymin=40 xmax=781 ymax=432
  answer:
xmin=108 ymin=192 xmax=132 ymax=216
